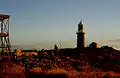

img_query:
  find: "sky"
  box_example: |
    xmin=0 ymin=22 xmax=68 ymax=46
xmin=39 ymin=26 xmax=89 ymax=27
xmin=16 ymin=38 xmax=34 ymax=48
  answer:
xmin=1 ymin=0 xmax=120 ymax=50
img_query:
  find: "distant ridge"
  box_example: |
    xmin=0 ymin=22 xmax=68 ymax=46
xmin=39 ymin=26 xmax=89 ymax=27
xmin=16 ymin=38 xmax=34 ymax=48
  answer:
xmin=11 ymin=39 xmax=120 ymax=51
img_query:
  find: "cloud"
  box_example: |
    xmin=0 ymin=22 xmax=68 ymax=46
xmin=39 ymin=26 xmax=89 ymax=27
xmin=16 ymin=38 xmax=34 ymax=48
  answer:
xmin=107 ymin=39 xmax=120 ymax=43
xmin=11 ymin=39 xmax=77 ymax=50
xmin=11 ymin=39 xmax=120 ymax=50
xmin=100 ymin=39 xmax=120 ymax=50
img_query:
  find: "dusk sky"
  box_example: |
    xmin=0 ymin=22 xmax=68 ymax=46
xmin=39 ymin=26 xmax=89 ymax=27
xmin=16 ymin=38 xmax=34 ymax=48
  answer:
xmin=1 ymin=0 xmax=120 ymax=49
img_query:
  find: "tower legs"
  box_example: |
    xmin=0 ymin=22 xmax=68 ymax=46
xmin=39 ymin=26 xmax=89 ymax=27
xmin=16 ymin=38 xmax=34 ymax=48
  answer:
xmin=0 ymin=14 xmax=11 ymax=56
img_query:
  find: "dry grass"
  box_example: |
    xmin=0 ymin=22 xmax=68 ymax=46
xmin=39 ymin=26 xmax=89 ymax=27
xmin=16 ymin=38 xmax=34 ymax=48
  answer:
xmin=0 ymin=56 xmax=118 ymax=78
xmin=29 ymin=67 xmax=115 ymax=78
xmin=0 ymin=63 xmax=118 ymax=78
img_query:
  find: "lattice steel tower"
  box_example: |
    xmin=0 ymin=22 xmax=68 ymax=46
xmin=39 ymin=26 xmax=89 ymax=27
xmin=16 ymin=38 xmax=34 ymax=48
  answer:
xmin=0 ymin=14 xmax=11 ymax=55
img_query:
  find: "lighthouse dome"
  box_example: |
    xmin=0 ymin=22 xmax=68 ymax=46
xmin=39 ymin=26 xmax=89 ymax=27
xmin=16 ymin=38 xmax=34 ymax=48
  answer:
xmin=78 ymin=20 xmax=84 ymax=25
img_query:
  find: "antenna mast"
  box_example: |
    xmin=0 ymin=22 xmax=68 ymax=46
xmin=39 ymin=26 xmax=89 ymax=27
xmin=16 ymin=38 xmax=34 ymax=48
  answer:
xmin=60 ymin=40 xmax=61 ymax=49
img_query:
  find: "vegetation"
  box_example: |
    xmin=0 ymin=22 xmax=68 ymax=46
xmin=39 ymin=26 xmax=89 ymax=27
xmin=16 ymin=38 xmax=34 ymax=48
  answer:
xmin=0 ymin=56 xmax=119 ymax=78
xmin=1 ymin=45 xmax=120 ymax=78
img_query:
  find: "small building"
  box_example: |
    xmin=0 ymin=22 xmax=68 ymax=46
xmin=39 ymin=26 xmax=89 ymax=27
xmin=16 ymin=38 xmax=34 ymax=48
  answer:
xmin=15 ymin=49 xmax=38 ymax=56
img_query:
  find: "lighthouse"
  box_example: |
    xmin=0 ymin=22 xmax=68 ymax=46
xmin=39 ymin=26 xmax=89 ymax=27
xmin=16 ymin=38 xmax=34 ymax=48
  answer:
xmin=76 ymin=20 xmax=85 ymax=50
